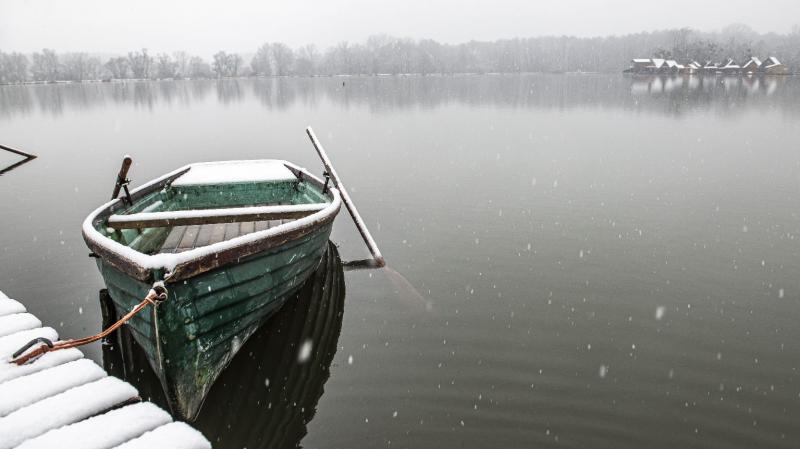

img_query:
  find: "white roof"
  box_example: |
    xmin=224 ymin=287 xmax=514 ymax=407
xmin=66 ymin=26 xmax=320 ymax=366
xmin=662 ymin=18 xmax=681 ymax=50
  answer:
xmin=632 ymin=59 xmax=651 ymax=63
xmin=749 ymin=57 xmax=762 ymax=66
xmin=650 ymin=58 xmax=665 ymax=68
xmin=665 ymin=60 xmax=678 ymax=68
xmin=171 ymin=160 xmax=298 ymax=186
xmin=764 ymin=56 xmax=781 ymax=67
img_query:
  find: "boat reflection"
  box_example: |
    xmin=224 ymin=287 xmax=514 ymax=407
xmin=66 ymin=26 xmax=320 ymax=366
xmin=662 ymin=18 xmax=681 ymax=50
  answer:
xmin=103 ymin=241 xmax=346 ymax=448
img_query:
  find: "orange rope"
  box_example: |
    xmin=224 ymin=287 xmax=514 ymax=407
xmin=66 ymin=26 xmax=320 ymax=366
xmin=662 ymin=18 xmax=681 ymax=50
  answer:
xmin=11 ymin=285 xmax=167 ymax=365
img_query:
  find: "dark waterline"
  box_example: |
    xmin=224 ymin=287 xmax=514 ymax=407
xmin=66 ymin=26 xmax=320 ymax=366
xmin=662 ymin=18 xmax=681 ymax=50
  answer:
xmin=2 ymin=74 xmax=800 ymax=448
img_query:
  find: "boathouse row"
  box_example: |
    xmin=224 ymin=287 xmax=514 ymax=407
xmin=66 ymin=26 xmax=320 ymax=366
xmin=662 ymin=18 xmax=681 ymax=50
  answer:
xmin=625 ymin=57 xmax=789 ymax=75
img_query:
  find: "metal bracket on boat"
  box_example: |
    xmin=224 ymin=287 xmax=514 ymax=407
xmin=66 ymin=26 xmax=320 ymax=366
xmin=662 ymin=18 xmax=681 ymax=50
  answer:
xmin=322 ymin=171 xmax=331 ymax=194
xmin=111 ymin=156 xmax=134 ymax=206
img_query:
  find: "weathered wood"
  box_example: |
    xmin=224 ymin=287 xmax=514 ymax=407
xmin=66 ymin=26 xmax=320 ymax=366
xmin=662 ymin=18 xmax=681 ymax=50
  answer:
xmin=83 ymin=160 xmax=340 ymax=283
xmin=107 ymin=203 xmax=326 ymax=229
xmin=0 ymin=144 xmax=37 ymax=159
xmin=111 ymin=156 xmax=133 ymax=201
xmin=0 ymin=157 xmax=36 ymax=176
xmin=208 ymin=223 xmax=227 ymax=244
xmin=177 ymin=225 xmax=200 ymax=249
xmin=240 ymin=221 xmax=255 ymax=236
xmin=159 ymin=226 xmax=187 ymax=253
xmin=306 ymin=127 xmax=385 ymax=267
xmin=0 ymin=290 xmax=211 ymax=448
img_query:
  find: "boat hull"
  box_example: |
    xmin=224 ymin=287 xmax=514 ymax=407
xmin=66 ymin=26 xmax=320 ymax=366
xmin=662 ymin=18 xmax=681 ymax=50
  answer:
xmin=97 ymin=222 xmax=334 ymax=419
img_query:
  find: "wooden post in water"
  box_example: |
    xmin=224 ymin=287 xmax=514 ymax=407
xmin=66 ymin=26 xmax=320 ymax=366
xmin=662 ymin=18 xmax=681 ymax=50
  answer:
xmin=0 ymin=144 xmax=37 ymax=175
xmin=306 ymin=127 xmax=385 ymax=268
xmin=0 ymin=143 xmax=37 ymax=160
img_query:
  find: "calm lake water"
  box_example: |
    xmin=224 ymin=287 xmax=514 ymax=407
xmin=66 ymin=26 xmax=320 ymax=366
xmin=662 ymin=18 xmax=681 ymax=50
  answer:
xmin=2 ymin=74 xmax=800 ymax=448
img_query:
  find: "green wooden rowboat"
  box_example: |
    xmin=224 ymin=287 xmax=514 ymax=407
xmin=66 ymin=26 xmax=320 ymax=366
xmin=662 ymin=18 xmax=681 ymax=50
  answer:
xmin=82 ymin=159 xmax=342 ymax=419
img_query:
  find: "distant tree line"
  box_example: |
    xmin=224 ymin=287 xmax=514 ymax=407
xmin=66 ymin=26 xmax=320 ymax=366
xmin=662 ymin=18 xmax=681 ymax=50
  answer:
xmin=1 ymin=24 xmax=798 ymax=84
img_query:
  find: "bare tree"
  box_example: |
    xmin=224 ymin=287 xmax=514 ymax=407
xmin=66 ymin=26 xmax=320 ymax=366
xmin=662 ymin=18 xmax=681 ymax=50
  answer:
xmin=105 ymin=57 xmax=130 ymax=79
xmin=155 ymin=53 xmax=177 ymax=79
xmin=251 ymin=44 xmax=272 ymax=76
xmin=128 ymin=48 xmax=153 ymax=79
xmin=0 ymin=52 xmax=29 ymax=83
xmin=172 ymin=51 xmax=190 ymax=78
xmin=188 ymin=56 xmax=212 ymax=78
xmin=213 ymin=51 xmax=243 ymax=77
xmin=295 ymin=44 xmax=318 ymax=76
xmin=228 ymin=53 xmax=243 ymax=77
xmin=271 ymin=43 xmax=295 ymax=76
xmin=31 ymin=49 xmax=60 ymax=82
xmin=62 ymin=52 xmax=92 ymax=81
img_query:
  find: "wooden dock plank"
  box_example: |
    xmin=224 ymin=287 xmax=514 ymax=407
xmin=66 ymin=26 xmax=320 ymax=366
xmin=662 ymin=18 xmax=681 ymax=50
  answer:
xmin=0 ymin=359 xmax=106 ymax=417
xmin=114 ymin=422 xmax=212 ymax=449
xmin=0 ymin=348 xmax=84 ymax=384
xmin=0 ymin=327 xmax=58 ymax=359
xmin=16 ymin=402 xmax=172 ymax=449
xmin=0 ymin=293 xmax=26 ymax=317
xmin=0 ymin=313 xmax=41 ymax=338
xmin=0 ymin=289 xmax=210 ymax=448
xmin=0 ymin=377 xmax=139 ymax=449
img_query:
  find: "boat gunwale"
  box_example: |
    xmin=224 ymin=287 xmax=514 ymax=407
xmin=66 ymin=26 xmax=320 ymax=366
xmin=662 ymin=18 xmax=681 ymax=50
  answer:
xmin=82 ymin=160 xmax=341 ymax=283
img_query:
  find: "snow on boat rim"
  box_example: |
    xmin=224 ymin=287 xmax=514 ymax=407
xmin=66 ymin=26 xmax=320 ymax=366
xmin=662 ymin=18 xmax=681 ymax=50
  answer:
xmin=82 ymin=160 xmax=341 ymax=277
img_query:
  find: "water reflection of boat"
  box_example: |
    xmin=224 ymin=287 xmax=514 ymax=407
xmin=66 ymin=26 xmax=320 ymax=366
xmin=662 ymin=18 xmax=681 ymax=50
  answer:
xmin=103 ymin=240 xmax=346 ymax=446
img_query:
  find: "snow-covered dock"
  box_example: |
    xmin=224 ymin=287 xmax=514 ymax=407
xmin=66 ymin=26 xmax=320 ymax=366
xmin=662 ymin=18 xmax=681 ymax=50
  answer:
xmin=0 ymin=290 xmax=211 ymax=449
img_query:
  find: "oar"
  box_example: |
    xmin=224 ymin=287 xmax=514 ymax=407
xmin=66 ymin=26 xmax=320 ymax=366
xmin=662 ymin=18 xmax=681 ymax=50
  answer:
xmin=306 ymin=127 xmax=385 ymax=268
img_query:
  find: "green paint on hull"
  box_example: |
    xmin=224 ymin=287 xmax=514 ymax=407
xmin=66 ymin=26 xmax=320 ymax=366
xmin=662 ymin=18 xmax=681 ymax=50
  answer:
xmin=97 ymin=223 xmax=333 ymax=418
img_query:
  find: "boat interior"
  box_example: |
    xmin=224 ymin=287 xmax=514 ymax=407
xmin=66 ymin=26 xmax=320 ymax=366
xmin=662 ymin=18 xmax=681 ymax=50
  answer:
xmin=96 ymin=162 xmax=331 ymax=256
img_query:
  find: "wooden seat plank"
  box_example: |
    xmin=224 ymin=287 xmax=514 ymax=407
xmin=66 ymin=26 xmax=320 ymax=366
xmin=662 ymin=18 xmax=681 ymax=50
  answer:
xmin=108 ymin=203 xmax=326 ymax=229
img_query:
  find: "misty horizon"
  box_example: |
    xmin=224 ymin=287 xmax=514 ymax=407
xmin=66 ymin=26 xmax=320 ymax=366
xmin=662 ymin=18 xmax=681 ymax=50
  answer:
xmin=2 ymin=0 xmax=800 ymax=57
xmin=2 ymin=24 xmax=799 ymax=60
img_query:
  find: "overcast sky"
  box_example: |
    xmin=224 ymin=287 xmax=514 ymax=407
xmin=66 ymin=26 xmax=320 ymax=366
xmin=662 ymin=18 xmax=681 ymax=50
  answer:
xmin=1 ymin=0 xmax=798 ymax=57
